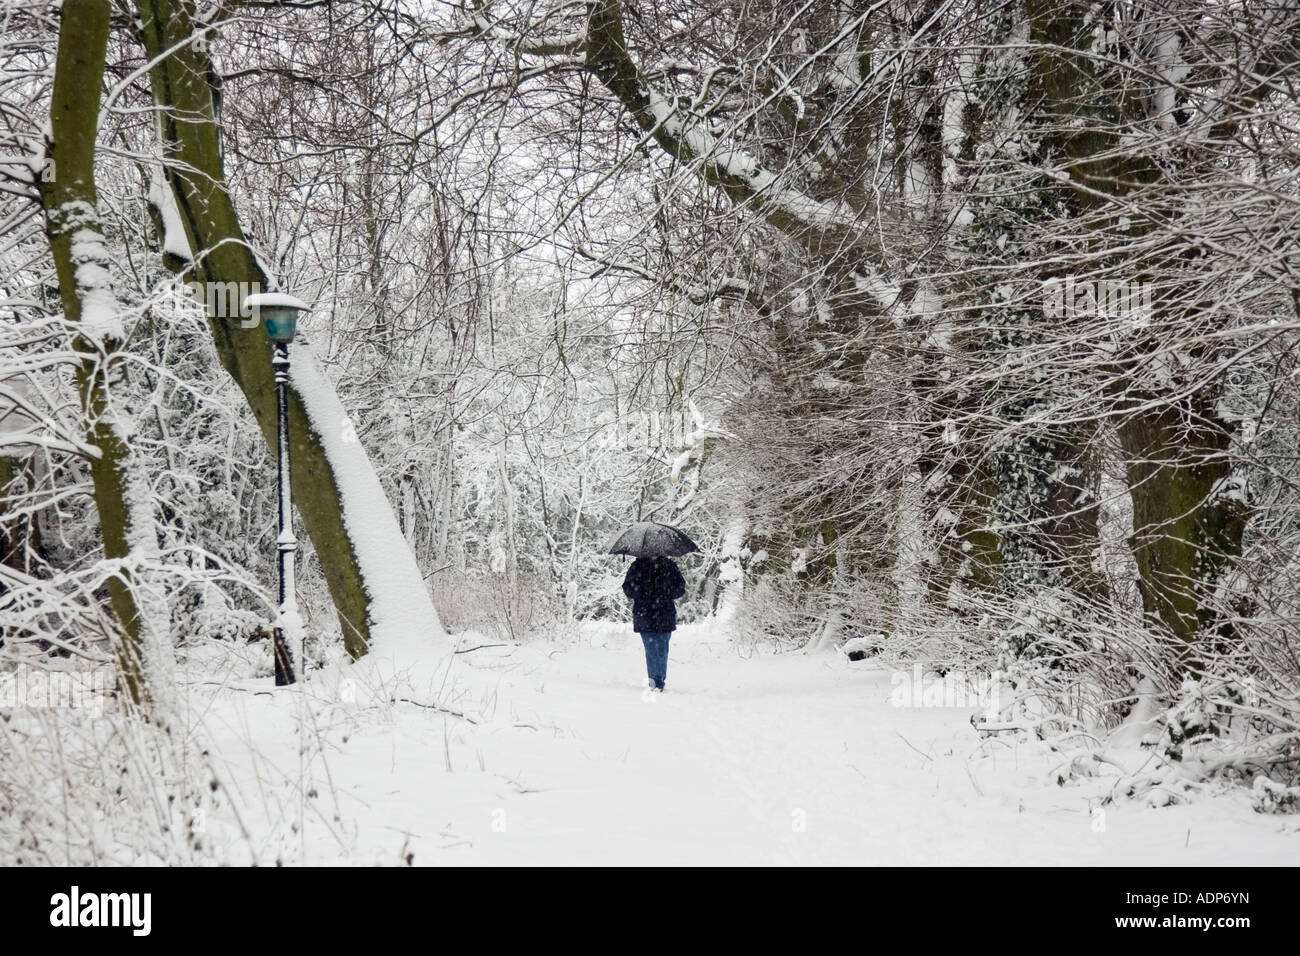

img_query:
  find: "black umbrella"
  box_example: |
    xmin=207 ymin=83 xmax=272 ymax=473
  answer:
xmin=607 ymin=521 xmax=700 ymax=557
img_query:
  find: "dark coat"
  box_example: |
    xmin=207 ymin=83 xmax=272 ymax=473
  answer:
xmin=622 ymin=557 xmax=686 ymax=633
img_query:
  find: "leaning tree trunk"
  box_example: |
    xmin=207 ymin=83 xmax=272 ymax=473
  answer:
xmin=133 ymin=0 xmax=440 ymax=658
xmin=40 ymin=0 xmax=170 ymax=705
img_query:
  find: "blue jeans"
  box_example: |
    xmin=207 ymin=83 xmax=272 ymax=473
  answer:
xmin=640 ymin=632 xmax=671 ymax=689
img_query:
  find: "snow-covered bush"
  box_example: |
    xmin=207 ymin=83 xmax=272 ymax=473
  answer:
xmin=1252 ymin=776 xmax=1300 ymax=815
xmin=0 ymin=695 xmax=227 ymax=865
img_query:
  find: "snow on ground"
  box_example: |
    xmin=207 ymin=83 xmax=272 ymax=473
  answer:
xmin=189 ymin=622 xmax=1300 ymax=866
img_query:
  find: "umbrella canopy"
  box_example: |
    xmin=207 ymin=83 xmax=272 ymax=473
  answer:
xmin=607 ymin=521 xmax=700 ymax=557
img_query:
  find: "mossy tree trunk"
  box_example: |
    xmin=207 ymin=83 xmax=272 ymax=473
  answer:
xmin=1118 ymin=397 xmax=1245 ymax=664
xmin=133 ymin=0 xmax=406 ymax=657
xmin=1025 ymin=0 xmax=1247 ymax=667
xmin=40 ymin=0 xmax=160 ymax=704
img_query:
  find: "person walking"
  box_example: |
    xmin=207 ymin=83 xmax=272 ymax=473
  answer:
xmin=621 ymin=555 xmax=686 ymax=692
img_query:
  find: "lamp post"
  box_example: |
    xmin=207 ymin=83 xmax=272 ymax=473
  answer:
xmin=243 ymin=292 xmax=310 ymax=686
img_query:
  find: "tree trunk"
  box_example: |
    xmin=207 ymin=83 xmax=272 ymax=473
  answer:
xmin=41 ymin=0 xmax=169 ymax=704
xmin=133 ymin=0 xmax=440 ymax=657
xmin=1118 ymin=397 xmax=1245 ymax=666
xmin=1024 ymin=0 xmax=1246 ymax=667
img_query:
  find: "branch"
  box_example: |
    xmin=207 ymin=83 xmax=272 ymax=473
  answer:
xmin=576 ymin=245 xmax=761 ymax=310
xmin=456 ymin=1 xmax=587 ymax=57
xmin=582 ymin=0 xmax=881 ymax=267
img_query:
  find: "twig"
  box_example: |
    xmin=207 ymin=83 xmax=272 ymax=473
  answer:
xmin=896 ymin=730 xmax=934 ymax=763
xmin=392 ymin=696 xmax=478 ymax=724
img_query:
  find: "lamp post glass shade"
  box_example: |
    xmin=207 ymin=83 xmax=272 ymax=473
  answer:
xmin=242 ymin=292 xmax=311 ymax=342
xmin=262 ymin=308 xmax=298 ymax=342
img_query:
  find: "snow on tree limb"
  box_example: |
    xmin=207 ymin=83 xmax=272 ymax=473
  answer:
xmin=289 ymin=346 xmax=450 ymax=656
xmin=582 ymin=0 xmax=881 ymax=266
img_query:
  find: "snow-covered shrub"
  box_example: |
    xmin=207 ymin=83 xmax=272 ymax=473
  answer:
xmin=841 ymin=635 xmax=884 ymax=661
xmin=0 ymin=694 xmax=227 ymax=865
xmin=1159 ymin=680 xmax=1221 ymax=763
xmin=1251 ymin=776 xmax=1300 ymax=815
xmin=430 ymin=569 xmax=494 ymax=634
xmin=1052 ymin=665 xmax=1300 ymax=810
xmin=731 ymin=574 xmax=825 ymax=651
xmin=486 ymin=569 xmax=556 ymax=642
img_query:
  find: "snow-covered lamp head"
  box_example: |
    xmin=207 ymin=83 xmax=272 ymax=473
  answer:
xmin=242 ymin=292 xmax=311 ymax=343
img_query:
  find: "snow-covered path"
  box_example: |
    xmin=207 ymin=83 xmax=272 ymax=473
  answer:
xmin=197 ymin=624 xmax=1299 ymax=866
